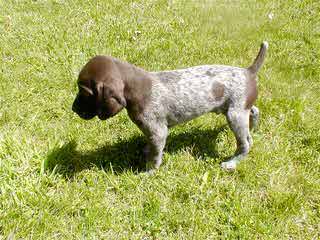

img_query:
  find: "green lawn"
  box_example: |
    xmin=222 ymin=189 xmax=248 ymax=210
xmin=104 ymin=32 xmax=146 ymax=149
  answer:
xmin=0 ymin=0 xmax=319 ymax=239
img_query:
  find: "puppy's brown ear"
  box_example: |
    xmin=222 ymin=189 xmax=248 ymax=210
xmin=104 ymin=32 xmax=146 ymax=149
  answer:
xmin=96 ymin=83 xmax=126 ymax=118
xmin=112 ymin=91 xmax=127 ymax=107
xmin=96 ymin=83 xmax=126 ymax=107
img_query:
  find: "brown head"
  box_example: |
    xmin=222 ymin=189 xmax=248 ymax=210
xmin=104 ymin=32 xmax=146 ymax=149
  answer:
xmin=72 ymin=56 xmax=127 ymax=120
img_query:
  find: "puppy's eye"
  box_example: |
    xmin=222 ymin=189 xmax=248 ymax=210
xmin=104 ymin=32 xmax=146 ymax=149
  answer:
xmin=79 ymin=85 xmax=94 ymax=97
xmin=80 ymin=89 xmax=91 ymax=97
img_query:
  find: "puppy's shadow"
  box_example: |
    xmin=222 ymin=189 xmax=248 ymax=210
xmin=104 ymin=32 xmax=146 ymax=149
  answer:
xmin=45 ymin=125 xmax=227 ymax=177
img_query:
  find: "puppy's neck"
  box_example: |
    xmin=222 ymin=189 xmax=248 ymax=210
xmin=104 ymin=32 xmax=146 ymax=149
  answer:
xmin=114 ymin=59 xmax=152 ymax=114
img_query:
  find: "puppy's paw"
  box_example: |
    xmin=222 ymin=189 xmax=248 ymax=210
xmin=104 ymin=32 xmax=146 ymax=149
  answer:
xmin=145 ymin=161 xmax=158 ymax=175
xmin=220 ymin=159 xmax=238 ymax=171
xmin=145 ymin=168 xmax=157 ymax=175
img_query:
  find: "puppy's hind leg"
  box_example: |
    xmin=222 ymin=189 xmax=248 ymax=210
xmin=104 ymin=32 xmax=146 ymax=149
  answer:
xmin=221 ymin=108 xmax=251 ymax=171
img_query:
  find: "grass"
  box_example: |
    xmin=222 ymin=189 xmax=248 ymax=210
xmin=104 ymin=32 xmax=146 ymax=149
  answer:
xmin=0 ymin=0 xmax=319 ymax=239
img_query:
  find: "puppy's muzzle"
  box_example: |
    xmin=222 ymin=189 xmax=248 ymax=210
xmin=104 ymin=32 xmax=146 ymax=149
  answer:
xmin=72 ymin=99 xmax=96 ymax=120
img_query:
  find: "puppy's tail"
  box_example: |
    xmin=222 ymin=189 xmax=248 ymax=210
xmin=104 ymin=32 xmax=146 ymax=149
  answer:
xmin=248 ymin=41 xmax=268 ymax=74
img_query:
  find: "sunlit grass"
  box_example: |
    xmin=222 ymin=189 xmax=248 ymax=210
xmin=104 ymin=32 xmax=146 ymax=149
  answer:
xmin=0 ymin=0 xmax=319 ymax=239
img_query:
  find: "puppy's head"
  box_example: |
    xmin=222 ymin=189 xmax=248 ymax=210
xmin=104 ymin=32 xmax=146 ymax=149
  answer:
xmin=72 ymin=56 xmax=126 ymax=120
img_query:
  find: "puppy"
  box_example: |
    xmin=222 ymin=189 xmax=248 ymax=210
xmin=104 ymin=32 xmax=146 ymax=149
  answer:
xmin=72 ymin=42 xmax=268 ymax=172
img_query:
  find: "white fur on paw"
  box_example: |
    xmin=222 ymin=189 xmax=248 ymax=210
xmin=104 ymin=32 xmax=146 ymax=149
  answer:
xmin=145 ymin=168 xmax=157 ymax=175
xmin=220 ymin=160 xmax=238 ymax=171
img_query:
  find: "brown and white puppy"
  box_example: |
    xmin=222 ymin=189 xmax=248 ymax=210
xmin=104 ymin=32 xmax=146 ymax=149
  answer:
xmin=72 ymin=42 xmax=268 ymax=172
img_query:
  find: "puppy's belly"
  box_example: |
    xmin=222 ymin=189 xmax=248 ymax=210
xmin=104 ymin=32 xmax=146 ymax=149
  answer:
xmin=166 ymin=101 xmax=223 ymax=127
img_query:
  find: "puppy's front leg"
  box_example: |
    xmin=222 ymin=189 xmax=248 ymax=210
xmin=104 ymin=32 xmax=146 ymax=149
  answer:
xmin=145 ymin=124 xmax=168 ymax=173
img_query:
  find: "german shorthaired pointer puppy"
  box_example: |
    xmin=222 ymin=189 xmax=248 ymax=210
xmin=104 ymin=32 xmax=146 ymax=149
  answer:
xmin=72 ymin=42 xmax=268 ymax=172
